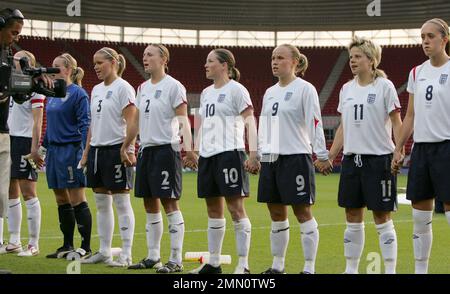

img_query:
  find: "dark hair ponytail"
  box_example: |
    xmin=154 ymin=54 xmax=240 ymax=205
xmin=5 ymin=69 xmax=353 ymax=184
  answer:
xmin=213 ymin=48 xmax=240 ymax=81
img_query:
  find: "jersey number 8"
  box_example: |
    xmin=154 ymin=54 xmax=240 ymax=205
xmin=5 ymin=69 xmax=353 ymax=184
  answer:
xmin=425 ymin=85 xmax=433 ymax=101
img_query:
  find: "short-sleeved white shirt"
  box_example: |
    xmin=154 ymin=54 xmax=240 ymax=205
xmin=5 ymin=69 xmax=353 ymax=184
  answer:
xmin=136 ymin=75 xmax=187 ymax=147
xmin=199 ymin=80 xmax=252 ymax=158
xmin=338 ymin=77 xmax=401 ymax=155
xmin=90 ymin=78 xmax=136 ymax=146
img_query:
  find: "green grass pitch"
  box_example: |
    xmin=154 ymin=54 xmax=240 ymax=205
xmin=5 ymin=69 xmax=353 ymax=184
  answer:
xmin=1 ymin=173 xmax=449 ymax=274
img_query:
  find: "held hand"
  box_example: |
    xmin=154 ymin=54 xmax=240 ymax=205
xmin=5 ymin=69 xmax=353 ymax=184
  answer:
xmin=127 ymin=153 xmax=137 ymax=167
xmin=321 ymin=160 xmax=333 ymax=175
xmin=313 ymin=159 xmax=320 ymax=170
xmin=183 ymin=151 xmax=199 ymax=170
xmin=391 ymin=150 xmax=404 ymax=175
xmin=314 ymin=159 xmax=333 ymax=175
xmin=186 ymin=151 xmax=199 ymax=170
xmin=24 ymin=151 xmax=44 ymax=170
xmin=24 ymin=146 xmax=46 ymax=171
xmin=78 ymin=152 xmax=88 ymax=169
xmin=77 ymin=153 xmax=88 ymax=175
xmin=120 ymin=148 xmax=133 ymax=167
xmin=245 ymin=156 xmax=261 ymax=175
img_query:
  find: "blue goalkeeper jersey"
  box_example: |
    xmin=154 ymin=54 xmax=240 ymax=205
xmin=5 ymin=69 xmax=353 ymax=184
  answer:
xmin=43 ymin=83 xmax=90 ymax=148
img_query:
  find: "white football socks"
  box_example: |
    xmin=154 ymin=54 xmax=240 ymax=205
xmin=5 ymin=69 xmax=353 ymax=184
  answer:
xmin=25 ymin=198 xmax=41 ymax=249
xmin=7 ymin=199 xmax=22 ymax=245
xmin=208 ymin=218 xmax=226 ymax=267
xmin=95 ymin=193 xmax=114 ymax=257
xmin=300 ymin=218 xmax=319 ymax=274
xmin=146 ymin=212 xmax=163 ymax=261
xmin=376 ymin=220 xmax=397 ymax=274
xmin=344 ymin=222 xmax=365 ymax=274
xmin=270 ymin=220 xmax=289 ymax=272
xmin=233 ymin=218 xmax=251 ymax=269
xmin=167 ymin=210 xmax=185 ymax=265
xmin=412 ymin=208 xmax=433 ymax=274
xmin=113 ymin=193 xmax=135 ymax=259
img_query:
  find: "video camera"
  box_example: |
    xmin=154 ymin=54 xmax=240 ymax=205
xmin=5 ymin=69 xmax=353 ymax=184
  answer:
xmin=0 ymin=48 xmax=67 ymax=104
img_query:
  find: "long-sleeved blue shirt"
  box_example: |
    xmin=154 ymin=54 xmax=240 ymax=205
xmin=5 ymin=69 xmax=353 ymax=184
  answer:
xmin=43 ymin=84 xmax=90 ymax=148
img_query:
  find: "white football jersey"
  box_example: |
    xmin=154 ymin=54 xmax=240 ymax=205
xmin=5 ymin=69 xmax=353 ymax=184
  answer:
xmin=199 ymin=80 xmax=253 ymax=158
xmin=137 ymin=75 xmax=187 ymax=147
xmin=338 ymin=77 xmax=400 ymax=155
xmin=258 ymin=78 xmax=328 ymax=160
xmin=90 ymin=78 xmax=136 ymax=146
xmin=407 ymin=60 xmax=450 ymax=142
xmin=8 ymin=93 xmax=45 ymax=138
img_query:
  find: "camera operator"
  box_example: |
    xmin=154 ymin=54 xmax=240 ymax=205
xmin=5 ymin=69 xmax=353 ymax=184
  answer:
xmin=0 ymin=8 xmax=52 ymax=220
xmin=0 ymin=8 xmax=24 ymax=274
xmin=0 ymin=8 xmax=25 ymax=222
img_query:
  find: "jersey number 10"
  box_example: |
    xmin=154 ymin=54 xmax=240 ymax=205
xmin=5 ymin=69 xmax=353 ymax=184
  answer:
xmin=205 ymin=104 xmax=215 ymax=117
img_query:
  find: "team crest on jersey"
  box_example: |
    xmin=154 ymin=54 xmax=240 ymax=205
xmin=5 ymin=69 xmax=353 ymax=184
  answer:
xmin=217 ymin=94 xmax=226 ymax=103
xmin=154 ymin=90 xmax=162 ymax=99
xmin=284 ymin=92 xmax=293 ymax=101
xmin=105 ymin=91 xmax=113 ymax=99
xmin=439 ymin=74 xmax=448 ymax=85
xmin=367 ymin=93 xmax=376 ymax=104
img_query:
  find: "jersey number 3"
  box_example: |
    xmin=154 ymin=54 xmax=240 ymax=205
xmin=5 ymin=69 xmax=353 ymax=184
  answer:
xmin=97 ymin=100 xmax=103 ymax=112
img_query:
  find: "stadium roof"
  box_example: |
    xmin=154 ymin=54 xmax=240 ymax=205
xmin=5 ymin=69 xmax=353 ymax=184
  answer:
xmin=3 ymin=0 xmax=450 ymax=31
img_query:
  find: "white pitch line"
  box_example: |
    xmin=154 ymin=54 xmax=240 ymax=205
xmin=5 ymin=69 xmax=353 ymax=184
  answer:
xmin=29 ymin=218 xmax=415 ymax=240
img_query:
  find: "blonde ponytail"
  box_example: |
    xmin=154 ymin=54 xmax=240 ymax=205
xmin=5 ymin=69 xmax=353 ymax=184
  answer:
xmin=72 ymin=67 xmax=85 ymax=87
xmin=117 ymin=54 xmax=126 ymax=77
xmin=96 ymin=47 xmax=126 ymax=77
xmin=57 ymin=53 xmax=84 ymax=86
xmin=296 ymin=53 xmax=309 ymax=76
xmin=276 ymin=44 xmax=309 ymax=76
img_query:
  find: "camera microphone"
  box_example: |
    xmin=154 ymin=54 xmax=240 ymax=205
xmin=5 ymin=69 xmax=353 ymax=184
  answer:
xmin=18 ymin=57 xmax=60 ymax=76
